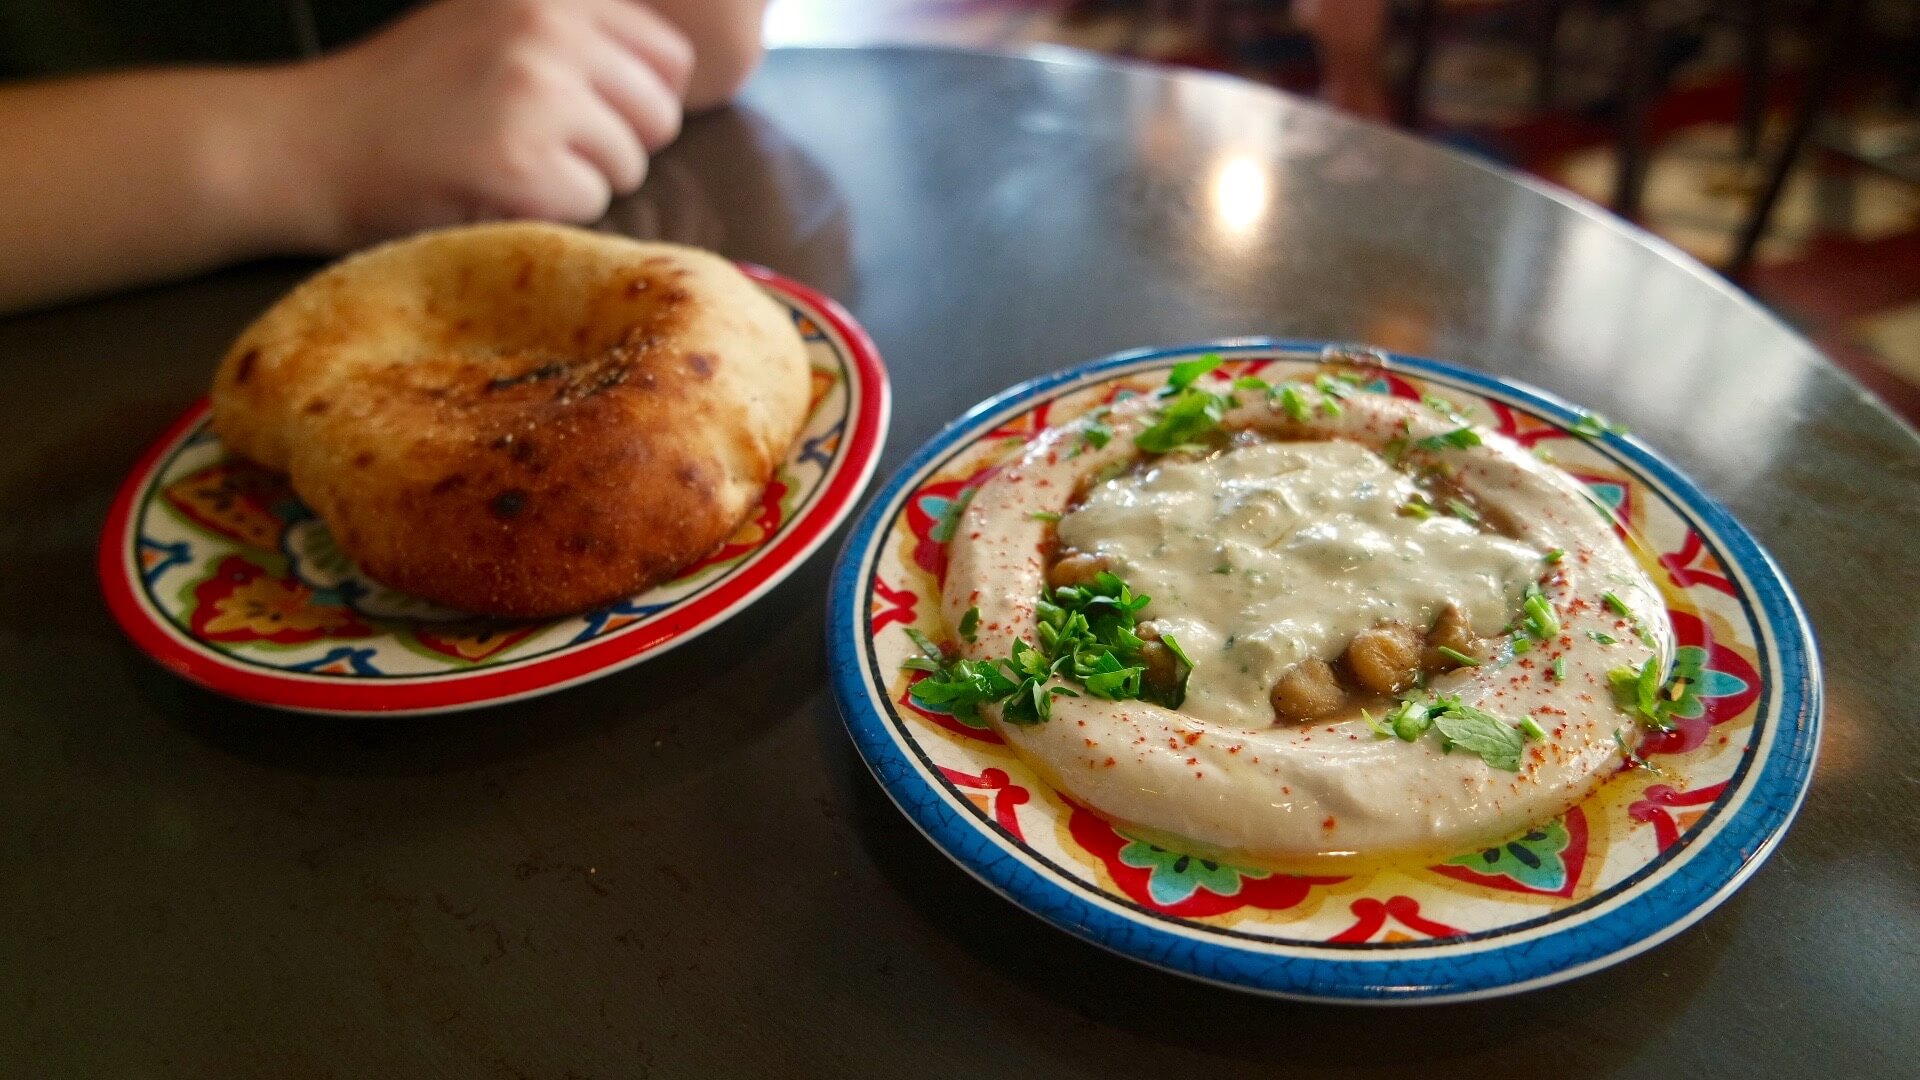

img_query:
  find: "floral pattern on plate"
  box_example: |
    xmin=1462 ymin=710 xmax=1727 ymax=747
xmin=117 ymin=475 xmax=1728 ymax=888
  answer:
xmin=828 ymin=342 xmax=1818 ymax=1002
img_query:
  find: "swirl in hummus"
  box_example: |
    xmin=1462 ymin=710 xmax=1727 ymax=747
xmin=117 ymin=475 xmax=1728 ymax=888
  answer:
xmin=940 ymin=371 xmax=1673 ymax=865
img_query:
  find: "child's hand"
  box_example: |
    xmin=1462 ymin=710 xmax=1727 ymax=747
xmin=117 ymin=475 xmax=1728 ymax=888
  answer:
xmin=290 ymin=0 xmax=696 ymax=247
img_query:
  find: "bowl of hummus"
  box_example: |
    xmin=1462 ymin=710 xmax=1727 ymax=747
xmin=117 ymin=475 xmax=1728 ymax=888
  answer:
xmin=828 ymin=341 xmax=1818 ymax=1002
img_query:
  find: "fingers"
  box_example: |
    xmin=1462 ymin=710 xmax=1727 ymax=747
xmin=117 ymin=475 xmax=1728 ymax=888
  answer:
xmin=593 ymin=0 xmax=695 ymax=100
xmin=530 ymin=148 xmax=615 ymax=223
xmin=565 ymin=86 xmax=649 ymax=195
xmin=578 ymin=33 xmax=683 ymax=152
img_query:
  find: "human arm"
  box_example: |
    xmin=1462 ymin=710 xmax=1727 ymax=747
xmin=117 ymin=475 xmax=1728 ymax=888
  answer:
xmin=0 ymin=0 xmax=768 ymax=315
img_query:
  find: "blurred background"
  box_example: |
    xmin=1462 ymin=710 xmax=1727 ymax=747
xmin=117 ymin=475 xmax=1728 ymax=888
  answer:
xmin=765 ymin=0 xmax=1920 ymax=420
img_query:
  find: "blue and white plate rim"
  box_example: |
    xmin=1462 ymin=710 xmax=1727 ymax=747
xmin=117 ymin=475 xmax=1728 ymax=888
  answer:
xmin=825 ymin=338 xmax=1822 ymax=1004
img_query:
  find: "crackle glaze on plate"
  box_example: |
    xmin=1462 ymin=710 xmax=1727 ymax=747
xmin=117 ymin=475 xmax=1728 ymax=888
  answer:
xmin=101 ymin=266 xmax=889 ymax=716
xmin=826 ymin=341 xmax=1819 ymax=1003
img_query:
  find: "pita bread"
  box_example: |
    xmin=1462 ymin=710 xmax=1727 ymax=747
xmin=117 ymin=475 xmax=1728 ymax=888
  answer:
xmin=210 ymin=223 xmax=810 ymax=618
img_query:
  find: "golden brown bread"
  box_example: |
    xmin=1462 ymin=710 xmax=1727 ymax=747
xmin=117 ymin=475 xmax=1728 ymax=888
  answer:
xmin=209 ymin=223 xmax=810 ymax=618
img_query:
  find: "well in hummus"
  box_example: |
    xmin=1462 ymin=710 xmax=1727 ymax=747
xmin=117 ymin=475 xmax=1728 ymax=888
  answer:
xmin=914 ymin=357 xmax=1678 ymax=866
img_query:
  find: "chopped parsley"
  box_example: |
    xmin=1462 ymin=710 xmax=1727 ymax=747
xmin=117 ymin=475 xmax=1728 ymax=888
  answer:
xmin=1278 ymin=384 xmax=1310 ymax=422
xmin=1386 ymin=699 xmax=1432 ymax=742
xmin=1414 ymin=426 xmax=1483 ymax=452
xmin=904 ymin=568 xmax=1190 ymax=726
xmin=930 ymin=486 xmax=975 ymax=543
xmin=1614 ymin=728 xmax=1664 ymax=774
xmin=1544 ymin=548 xmax=1566 ymax=564
xmin=1163 ymin=354 xmax=1224 ymax=394
xmin=1429 ymin=699 xmax=1526 ymax=772
xmin=1134 ymin=385 xmax=1230 ymax=453
xmin=1571 ymin=410 xmax=1629 ymax=439
xmin=958 ymin=606 xmax=980 ymax=643
xmin=1521 ymin=583 xmax=1560 ymax=640
xmin=1080 ymin=421 xmax=1114 ymax=450
xmin=1608 ymin=657 xmax=1677 ymax=731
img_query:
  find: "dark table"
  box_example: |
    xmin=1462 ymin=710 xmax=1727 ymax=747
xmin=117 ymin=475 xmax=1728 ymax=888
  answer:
xmin=3 ymin=46 xmax=1916 ymax=1079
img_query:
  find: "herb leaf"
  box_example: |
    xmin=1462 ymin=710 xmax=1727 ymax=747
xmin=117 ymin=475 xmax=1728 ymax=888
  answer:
xmin=1165 ymin=354 xmax=1224 ymax=393
xmin=1571 ymin=411 xmax=1629 ymax=439
xmin=1135 ymin=387 xmax=1229 ymax=453
xmin=1414 ymin=426 xmax=1483 ymax=452
xmin=1278 ymin=384 xmax=1310 ymax=422
xmin=1431 ymin=704 xmax=1526 ymax=771
xmin=958 ymin=606 xmax=981 ymax=643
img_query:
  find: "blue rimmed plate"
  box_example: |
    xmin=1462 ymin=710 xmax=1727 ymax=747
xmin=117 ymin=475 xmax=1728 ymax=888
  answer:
xmin=825 ymin=340 xmax=1818 ymax=1003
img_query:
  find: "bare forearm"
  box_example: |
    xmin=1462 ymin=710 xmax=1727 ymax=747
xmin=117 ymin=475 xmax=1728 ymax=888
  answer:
xmin=0 ymin=67 xmax=324 ymax=314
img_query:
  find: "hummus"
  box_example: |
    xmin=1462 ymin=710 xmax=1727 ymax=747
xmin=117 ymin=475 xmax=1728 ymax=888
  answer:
xmin=943 ymin=378 xmax=1671 ymax=865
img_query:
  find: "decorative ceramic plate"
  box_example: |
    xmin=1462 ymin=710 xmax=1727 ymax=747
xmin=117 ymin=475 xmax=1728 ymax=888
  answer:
xmin=101 ymin=266 xmax=888 ymax=716
xmin=826 ymin=341 xmax=1818 ymax=1003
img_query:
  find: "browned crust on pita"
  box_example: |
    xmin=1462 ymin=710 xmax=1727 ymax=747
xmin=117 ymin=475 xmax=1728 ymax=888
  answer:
xmin=209 ymin=223 xmax=810 ymax=618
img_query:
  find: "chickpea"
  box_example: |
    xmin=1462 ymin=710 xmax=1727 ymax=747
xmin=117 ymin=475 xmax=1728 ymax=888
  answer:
xmin=1271 ymin=658 xmax=1346 ymax=723
xmin=1345 ymin=621 xmax=1423 ymax=695
xmin=1048 ymin=549 xmax=1110 ymax=591
xmin=1422 ymin=603 xmax=1479 ymax=672
xmin=1135 ymin=620 xmax=1184 ymax=700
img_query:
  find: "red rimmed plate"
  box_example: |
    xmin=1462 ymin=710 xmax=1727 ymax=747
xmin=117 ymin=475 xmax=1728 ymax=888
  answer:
xmin=100 ymin=266 xmax=889 ymax=716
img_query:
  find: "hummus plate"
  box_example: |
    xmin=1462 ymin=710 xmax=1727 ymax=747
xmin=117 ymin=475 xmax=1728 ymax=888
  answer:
xmin=826 ymin=341 xmax=1819 ymax=1002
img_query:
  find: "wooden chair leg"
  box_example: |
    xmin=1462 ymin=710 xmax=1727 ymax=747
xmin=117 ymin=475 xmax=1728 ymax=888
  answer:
xmin=1612 ymin=0 xmax=1654 ymax=219
xmin=1395 ymin=0 xmax=1440 ymax=130
xmin=1727 ymin=0 xmax=1863 ymax=280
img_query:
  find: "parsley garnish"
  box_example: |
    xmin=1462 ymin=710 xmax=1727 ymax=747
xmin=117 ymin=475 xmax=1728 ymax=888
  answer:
xmin=1608 ymin=657 xmax=1677 ymax=731
xmin=1544 ymin=548 xmax=1566 ymax=564
xmin=1135 ymin=386 xmax=1229 ymax=453
xmin=1164 ymin=354 xmax=1223 ymax=394
xmin=1387 ymin=699 xmax=1432 ymax=742
xmin=958 ymin=606 xmax=980 ymax=643
xmin=1614 ymin=728 xmax=1664 ymax=774
xmin=1278 ymin=384 xmax=1310 ymax=422
xmin=904 ymin=568 xmax=1191 ymax=726
xmin=1571 ymin=411 xmax=1628 ymax=439
xmin=930 ymin=486 xmax=975 ymax=543
xmin=1414 ymin=427 xmax=1483 ymax=452
xmin=1080 ymin=421 xmax=1114 ymax=450
xmin=1430 ymin=700 xmax=1526 ymax=771
xmin=1521 ymin=583 xmax=1559 ymax=640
